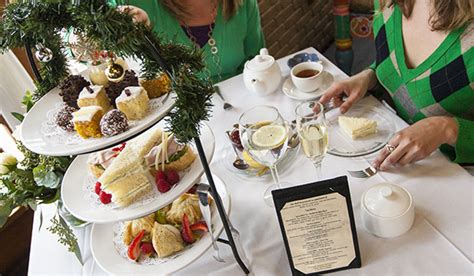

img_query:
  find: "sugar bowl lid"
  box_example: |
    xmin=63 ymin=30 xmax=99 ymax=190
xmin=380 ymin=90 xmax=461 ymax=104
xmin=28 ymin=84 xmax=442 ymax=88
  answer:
xmin=362 ymin=183 xmax=412 ymax=218
xmin=245 ymin=48 xmax=275 ymax=71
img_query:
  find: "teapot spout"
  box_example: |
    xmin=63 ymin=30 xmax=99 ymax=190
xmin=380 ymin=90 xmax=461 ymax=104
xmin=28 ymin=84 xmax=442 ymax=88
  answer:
xmin=250 ymin=79 xmax=267 ymax=95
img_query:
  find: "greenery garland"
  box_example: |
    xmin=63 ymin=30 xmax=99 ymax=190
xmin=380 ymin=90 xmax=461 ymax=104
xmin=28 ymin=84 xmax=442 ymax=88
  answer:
xmin=0 ymin=0 xmax=214 ymax=263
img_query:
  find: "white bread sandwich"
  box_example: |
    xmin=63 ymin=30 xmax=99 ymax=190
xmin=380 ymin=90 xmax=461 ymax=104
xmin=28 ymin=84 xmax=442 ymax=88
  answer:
xmin=144 ymin=133 xmax=196 ymax=172
xmin=338 ymin=116 xmax=377 ymax=139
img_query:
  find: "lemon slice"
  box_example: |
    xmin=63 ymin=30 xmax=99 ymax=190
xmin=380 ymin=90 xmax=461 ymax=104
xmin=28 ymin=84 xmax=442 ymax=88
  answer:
xmin=242 ymin=151 xmax=266 ymax=169
xmin=252 ymin=125 xmax=287 ymax=148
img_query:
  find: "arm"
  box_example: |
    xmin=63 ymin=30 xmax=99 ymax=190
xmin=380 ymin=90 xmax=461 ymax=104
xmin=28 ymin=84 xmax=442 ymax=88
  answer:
xmin=243 ymin=0 xmax=265 ymax=58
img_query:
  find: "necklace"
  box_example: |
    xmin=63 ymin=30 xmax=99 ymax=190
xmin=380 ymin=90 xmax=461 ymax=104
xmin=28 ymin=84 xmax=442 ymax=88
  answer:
xmin=181 ymin=2 xmax=223 ymax=81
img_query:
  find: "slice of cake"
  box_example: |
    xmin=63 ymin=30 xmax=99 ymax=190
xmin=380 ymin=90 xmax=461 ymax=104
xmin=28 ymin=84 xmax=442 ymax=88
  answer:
xmin=140 ymin=73 xmax=171 ymax=99
xmin=72 ymin=106 xmax=104 ymax=138
xmin=116 ymin=86 xmax=149 ymax=120
xmin=338 ymin=116 xmax=377 ymax=139
xmin=78 ymin=85 xmax=112 ymax=111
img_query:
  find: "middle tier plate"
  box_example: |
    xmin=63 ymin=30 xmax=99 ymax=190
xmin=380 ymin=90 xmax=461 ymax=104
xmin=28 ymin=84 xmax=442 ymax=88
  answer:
xmin=61 ymin=121 xmax=215 ymax=223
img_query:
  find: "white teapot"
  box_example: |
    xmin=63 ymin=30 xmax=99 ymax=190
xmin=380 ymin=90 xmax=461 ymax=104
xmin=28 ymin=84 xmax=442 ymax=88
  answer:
xmin=243 ymin=48 xmax=282 ymax=96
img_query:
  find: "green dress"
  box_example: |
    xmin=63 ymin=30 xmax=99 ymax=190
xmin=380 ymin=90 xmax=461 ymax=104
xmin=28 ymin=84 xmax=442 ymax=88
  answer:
xmin=111 ymin=0 xmax=265 ymax=83
xmin=371 ymin=2 xmax=474 ymax=163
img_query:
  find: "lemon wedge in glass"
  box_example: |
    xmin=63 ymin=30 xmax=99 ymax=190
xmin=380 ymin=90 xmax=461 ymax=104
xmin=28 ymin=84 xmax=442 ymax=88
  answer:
xmin=251 ymin=125 xmax=287 ymax=149
xmin=242 ymin=151 xmax=266 ymax=169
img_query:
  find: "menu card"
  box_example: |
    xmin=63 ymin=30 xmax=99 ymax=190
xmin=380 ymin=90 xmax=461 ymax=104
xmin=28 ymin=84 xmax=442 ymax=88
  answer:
xmin=272 ymin=176 xmax=361 ymax=275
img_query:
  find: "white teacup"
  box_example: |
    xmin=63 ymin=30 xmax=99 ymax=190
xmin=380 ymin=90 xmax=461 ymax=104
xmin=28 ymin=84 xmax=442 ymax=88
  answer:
xmin=291 ymin=62 xmax=324 ymax=93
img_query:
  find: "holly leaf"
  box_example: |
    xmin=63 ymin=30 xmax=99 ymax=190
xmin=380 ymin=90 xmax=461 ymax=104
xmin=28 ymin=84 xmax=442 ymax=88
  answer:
xmin=33 ymin=165 xmax=60 ymax=189
xmin=11 ymin=112 xmax=24 ymax=122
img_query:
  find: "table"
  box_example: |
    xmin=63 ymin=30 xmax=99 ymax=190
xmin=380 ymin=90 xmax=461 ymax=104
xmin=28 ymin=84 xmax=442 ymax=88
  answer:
xmin=28 ymin=48 xmax=474 ymax=275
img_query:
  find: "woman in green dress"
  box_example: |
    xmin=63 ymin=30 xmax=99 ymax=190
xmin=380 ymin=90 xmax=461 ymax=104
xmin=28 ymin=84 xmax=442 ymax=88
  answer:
xmin=320 ymin=0 xmax=473 ymax=168
xmin=115 ymin=0 xmax=265 ymax=83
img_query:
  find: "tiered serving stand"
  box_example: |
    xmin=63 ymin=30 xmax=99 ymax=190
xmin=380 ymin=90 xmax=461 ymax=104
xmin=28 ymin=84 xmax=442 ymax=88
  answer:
xmin=22 ymin=42 xmax=250 ymax=274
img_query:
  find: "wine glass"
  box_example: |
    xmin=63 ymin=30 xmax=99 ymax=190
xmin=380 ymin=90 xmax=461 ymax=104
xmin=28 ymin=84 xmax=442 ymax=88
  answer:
xmin=295 ymin=101 xmax=328 ymax=179
xmin=239 ymin=106 xmax=290 ymax=206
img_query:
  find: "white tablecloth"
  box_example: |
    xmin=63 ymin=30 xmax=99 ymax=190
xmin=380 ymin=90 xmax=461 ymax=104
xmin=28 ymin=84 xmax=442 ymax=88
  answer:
xmin=28 ymin=48 xmax=474 ymax=275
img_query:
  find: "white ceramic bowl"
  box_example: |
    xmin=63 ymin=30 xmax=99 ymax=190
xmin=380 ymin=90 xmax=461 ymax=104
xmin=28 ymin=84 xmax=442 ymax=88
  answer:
xmin=361 ymin=183 xmax=415 ymax=238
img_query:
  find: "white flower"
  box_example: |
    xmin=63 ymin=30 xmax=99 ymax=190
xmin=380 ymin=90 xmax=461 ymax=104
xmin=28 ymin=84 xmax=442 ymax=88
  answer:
xmin=0 ymin=153 xmax=17 ymax=175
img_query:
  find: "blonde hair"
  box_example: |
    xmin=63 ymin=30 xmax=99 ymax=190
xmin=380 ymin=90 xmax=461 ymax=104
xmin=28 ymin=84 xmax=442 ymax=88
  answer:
xmin=382 ymin=0 xmax=473 ymax=31
xmin=161 ymin=0 xmax=243 ymax=22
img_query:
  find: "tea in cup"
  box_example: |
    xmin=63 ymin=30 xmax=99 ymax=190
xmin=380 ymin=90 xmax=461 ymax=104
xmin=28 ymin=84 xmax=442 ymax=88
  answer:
xmin=290 ymin=62 xmax=324 ymax=93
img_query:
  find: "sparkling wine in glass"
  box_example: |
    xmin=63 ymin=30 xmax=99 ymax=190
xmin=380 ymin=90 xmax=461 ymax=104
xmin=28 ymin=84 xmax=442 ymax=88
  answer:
xmin=239 ymin=106 xmax=290 ymax=206
xmin=295 ymin=101 xmax=328 ymax=179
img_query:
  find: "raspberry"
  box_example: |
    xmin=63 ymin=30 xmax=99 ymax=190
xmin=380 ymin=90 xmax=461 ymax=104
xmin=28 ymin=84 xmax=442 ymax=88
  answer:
xmin=156 ymin=179 xmax=171 ymax=193
xmin=166 ymin=170 xmax=180 ymax=185
xmin=95 ymin=182 xmax=102 ymax=195
xmin=99 ymin=191 xmax=112 ymax=204
xmin=156 ymin=170 xmax=167 ymax=182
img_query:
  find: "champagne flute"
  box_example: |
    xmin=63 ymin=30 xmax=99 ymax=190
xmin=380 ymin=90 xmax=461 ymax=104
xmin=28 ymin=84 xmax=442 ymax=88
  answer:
xmin=239 ymin=106 xmax=290 ymax=206
xmin=295 ymin=101 xmax=328 ymax=179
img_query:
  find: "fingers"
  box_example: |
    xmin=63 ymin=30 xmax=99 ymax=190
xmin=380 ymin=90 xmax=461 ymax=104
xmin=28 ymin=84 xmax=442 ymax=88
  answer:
xmin=339 ymin=91 xmax=361 ymax=114
xmin=373 ymin=135 xmax=402 ymax=170
xmin=319 ymin=82 xmax=345 ymax=105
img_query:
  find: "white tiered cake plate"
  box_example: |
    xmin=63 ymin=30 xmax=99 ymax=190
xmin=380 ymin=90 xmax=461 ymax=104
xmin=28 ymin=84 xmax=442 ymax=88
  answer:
xmin=61 ymin=121 xmax=215 ymax=223
xmin=90 ymin=173 xmax=230 ymax=275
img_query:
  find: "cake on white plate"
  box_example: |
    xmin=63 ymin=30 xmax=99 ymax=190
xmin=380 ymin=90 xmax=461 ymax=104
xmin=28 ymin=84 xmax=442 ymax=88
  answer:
xmin=77 ymin=85 xmax=111 ymax=112
xmin=338 ymin=116 xmax=377 ymax=139
xmin=116 ymin=86 xmax=149 ymax=120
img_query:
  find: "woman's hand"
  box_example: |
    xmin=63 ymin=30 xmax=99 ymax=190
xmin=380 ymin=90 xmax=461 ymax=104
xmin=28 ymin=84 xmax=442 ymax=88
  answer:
xmin=319 ymin=69 xmax=377 ymax=113
xmin=373 ymin=116 xmax=459 ymax=170
xmin=118 ymin=5 xmax=151 ymax=26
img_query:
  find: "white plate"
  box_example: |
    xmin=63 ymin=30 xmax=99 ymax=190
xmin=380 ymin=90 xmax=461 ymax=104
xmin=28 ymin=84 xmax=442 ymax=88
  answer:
xmin=282 ymin=71 xmax=334 ymax=101
xmin=326 ymin=104 xmax=395 ymax=157
xmin=61 ymin=122 xmax=215 ymax=223
xmin=21 ymin=85 xmax=175 ymax=156
xmin=90 ymin=173 xmax=230 ymax=275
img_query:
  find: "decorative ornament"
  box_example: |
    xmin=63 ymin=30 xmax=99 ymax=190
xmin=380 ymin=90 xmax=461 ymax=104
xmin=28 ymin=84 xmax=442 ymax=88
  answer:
xmin=11 ymin=6 xmax=31 ymax=23
xmin=105 ymin=58 xmax=125 ymax=83
xmin=35 ymin=43 xmax=53 ymax=63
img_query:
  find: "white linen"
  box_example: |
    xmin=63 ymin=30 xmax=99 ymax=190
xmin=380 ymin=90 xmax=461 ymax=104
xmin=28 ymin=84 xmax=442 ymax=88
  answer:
xmin=28 ymin=48 xmax=473 ymax=275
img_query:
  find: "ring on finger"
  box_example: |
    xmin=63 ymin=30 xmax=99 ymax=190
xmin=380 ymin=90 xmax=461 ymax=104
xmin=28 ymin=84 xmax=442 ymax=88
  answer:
xmin=385 ymin=144 xmax=396 ymax=153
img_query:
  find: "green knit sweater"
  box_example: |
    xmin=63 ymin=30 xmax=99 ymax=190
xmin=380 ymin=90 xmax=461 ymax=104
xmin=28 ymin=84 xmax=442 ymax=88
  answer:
xmin=371 ymin=2 xmax=474 ymax=163
xmin=110 ymin=0 xmax=264 ymax=83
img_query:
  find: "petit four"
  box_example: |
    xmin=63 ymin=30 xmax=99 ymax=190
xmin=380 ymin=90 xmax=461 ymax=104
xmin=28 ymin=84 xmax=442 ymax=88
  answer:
xmin=59 ymin=75 xmax=91 ymax=109
xmin=140 ymin=73 xmax=171 ymax=99
xmin=116 ymin=86 xmax=149 ymax=120
xmin=100 ymin=109 xmax=129 ymax=137
xmin=105 ymin=70 xmax=139 ymax=104
xmin=72 ymin=106 xmax=104 ymax=138
xmin=78 ymin=85 xmax=112 ymax=111
xmin=54 ymin=105 xmax=77 ymax=132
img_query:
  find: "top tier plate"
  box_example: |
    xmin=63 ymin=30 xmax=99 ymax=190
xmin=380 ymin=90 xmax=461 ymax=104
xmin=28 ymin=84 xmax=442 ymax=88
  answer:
xmin=20 ymin=85 xmax=175 ymax=156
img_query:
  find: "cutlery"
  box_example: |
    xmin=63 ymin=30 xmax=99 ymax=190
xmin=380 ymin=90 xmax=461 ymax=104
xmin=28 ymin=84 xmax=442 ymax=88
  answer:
xmin=225 ymin=131 xmax=249 ymax=170
xmin=224 ymin=212 xmax=250 ymax=268
xmin=214 ymin=86 xmax=233 ymax=110
xmin=348 ymin=166 xmax=378 ymax=178
xmin=197 ymin=183 xmax=225 ymax=263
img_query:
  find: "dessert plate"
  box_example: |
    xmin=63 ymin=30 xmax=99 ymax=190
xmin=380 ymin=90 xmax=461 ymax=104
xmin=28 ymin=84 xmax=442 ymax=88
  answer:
xmin=20 ymin=85 xmax=175 ymax=156
xmin=90 ymin=173 xmax=230 ymax=275
xmin=61 ymin=121 xmax=215 ymax=223
xmin=326 ymin=104 xmax=395 ymax=157
xmin=282 ymin=71 xmax=334 ymax=101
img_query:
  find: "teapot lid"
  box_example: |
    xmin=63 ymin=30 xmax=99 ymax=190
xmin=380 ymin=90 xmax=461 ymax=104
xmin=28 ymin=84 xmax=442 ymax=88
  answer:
xmin=362 ymin=183 xmax=412 ymax=218
xmin=246 ymin=48 xmax=275 ymax=71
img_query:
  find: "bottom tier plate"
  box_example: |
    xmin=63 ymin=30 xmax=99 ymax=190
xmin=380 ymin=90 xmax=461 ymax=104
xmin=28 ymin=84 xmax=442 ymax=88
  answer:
xmin=90 ymin=173 xmax=230 ymax=275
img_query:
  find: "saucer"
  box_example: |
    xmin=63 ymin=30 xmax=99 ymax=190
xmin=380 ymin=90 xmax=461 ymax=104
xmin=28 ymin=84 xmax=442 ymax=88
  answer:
xmin=282 ymin=71 xmax=334 ymax=101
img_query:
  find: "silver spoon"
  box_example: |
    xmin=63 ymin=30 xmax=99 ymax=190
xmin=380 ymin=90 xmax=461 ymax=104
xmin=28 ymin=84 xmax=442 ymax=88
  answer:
xmin=225 ymin=131 xmax=249 ymax=170
xmin=214 ymin=86 xmax=233 ymax=110
xmin=288 ymin=132 xmax=300 ymax=149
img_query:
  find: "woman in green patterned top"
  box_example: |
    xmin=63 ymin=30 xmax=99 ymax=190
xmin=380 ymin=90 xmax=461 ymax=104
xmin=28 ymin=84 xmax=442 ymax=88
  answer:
xmin=320 ymin=0 xmax=473 ymax=169
xmin=113 ymin=0 xmax=264 ymax=82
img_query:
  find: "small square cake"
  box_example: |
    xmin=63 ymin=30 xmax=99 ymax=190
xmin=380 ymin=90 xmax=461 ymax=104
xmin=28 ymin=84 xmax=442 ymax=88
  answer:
xmin=77 ymin=85 xmax=111 ymax=111
xmin=338 ymin=116 xmax=377 ymax=139
xmin=140 ymin=73 xmax=171 ymax=99
xmin=116 ymin=86 xmax=149 ymax=120
xmin=72 ymin=106 xmax=104 ymax=138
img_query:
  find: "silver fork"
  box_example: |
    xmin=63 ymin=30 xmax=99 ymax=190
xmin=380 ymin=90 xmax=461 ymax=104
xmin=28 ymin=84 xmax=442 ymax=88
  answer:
xmin=348 ymin=166 xmax=378 ymax=178
xmin=214 ymin=85 xmax=233 ymax=110
xmin=197 ymin=183 xmax=225 ymax=263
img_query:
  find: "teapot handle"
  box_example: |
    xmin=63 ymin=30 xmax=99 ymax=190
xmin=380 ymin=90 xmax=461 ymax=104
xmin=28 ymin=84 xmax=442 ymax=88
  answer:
xmin=259 ymin=48 xmax=269 ymax=56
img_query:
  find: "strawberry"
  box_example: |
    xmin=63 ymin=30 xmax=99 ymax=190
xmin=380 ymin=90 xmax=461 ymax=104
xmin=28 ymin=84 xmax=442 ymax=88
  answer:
xmin=156 ymin=179 xmax=171 ymax=193
xmin=94 ymin=182 xmax=102 ymax=195
xmin=181 ymin=214 xmax=195 ymax=244
xmin=156 ymin=170 xmax=167 ymax=182
xmin=127 ymin=230 xmax=145 ymax=261
xmin=140 ymin=242 xmax=154 ymax=256
xmin=166 ymin=170 xmax=180 ymax=185
xmin=190 ymin=221 xmax=208 ymax=232
xmin=99 ymin=191 xmax=112 ymax=204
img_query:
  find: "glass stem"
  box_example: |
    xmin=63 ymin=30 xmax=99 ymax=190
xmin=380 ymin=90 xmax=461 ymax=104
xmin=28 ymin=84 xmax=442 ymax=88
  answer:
xmin=312 ymin=161 xmax=322 ymax=179
xmin=269 ymin=165 xmax=282 ymax=189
